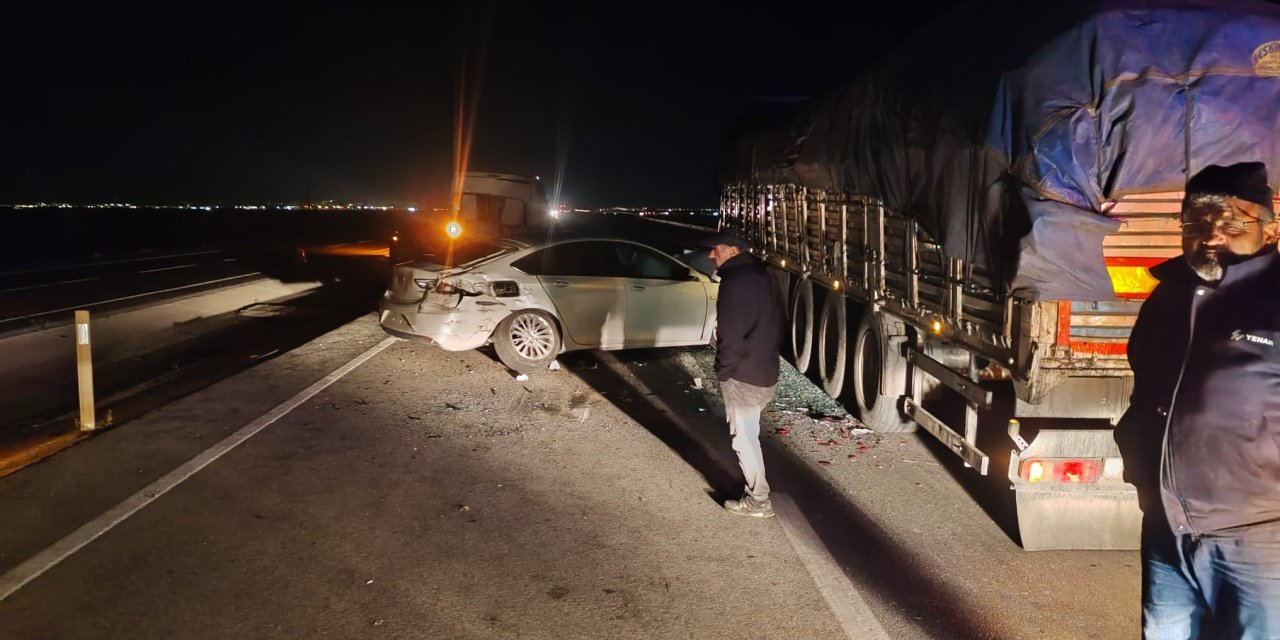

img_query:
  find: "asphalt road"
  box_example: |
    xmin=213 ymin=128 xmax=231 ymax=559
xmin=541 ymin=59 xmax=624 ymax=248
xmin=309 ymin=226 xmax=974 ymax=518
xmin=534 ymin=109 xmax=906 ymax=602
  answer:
xmin=0 ymin=249 xmax=265 ymax=331
xmin=0 ymin=215 xmax=1141 ymax=637
xmin=0 ymin=241 xmax=391 ymax=444
xmin=0 ymin=317 xmax=1140 ymax=639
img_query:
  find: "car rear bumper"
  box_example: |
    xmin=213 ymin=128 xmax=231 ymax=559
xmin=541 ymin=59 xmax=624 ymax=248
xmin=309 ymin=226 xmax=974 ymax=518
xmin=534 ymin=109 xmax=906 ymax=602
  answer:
xmin=378 ymin=297 xmax=494 ymax=351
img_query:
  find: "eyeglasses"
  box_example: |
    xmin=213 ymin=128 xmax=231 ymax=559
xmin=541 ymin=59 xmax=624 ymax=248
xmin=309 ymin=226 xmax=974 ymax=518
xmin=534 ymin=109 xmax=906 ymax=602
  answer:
xmin=1180 ymin=218 xmax=1260 ymax=238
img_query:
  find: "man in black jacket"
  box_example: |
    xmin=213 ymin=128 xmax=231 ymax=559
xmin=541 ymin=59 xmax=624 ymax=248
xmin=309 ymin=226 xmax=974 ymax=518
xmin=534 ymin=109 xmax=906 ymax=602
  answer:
xmin=700 ymin=231 xmax=783 ymax=518
xmin=1115 ymin=162 xmax=1280 ymax=639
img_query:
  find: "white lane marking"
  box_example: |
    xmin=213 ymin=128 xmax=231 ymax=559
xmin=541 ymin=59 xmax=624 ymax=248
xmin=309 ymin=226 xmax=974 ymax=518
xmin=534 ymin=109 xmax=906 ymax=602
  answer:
xmin=597 ymin=351 xmax=889 ymax=640
xmin=0 ymin=250 xmax=223 ymax=277
xmin=0 ymin=336 xmax=398 ymax=603
xmin=221 ymin=258 xmax=239 ymax=262
xmin=772 ymin=494 xmax=891 ymax=640
xmin=138 ymin=263 xmax=196 ymax=274
xmin=0 ymin=277 xmax=99 ymax=293
xmin=0 ymin=272 xmax=264 ymax=324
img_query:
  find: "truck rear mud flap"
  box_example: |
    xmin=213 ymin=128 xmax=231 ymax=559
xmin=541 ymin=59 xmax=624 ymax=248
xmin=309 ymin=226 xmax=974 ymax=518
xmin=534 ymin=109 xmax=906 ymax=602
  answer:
xmin=1007 ymin=425 xmax=1140 ymax=551
xmin=907 ymin=346 xmax=1140 ymax=550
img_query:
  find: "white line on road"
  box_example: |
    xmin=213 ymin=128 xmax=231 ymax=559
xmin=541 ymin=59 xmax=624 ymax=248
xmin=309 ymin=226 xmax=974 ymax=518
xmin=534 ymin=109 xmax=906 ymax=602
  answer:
xmin=772 ymin=494 xmax=892 ymax=640
xmin=0 ymin=277 xmax=99 ymax=293
xmin=137 ymin=263 xmax=196 ymax=273
xmin=594 ymin=352 xmax=888 ymax=640
xmin=0 ymin=272 xmax=264 ymax=325
xmin=0 ymin=336 xmax=398 ymax=603
xmin=0 ymin=250 xmax=223 ymax=277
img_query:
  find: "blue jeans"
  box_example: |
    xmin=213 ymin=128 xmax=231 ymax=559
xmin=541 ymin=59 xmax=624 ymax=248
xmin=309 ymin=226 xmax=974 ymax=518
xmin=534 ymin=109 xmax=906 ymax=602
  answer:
xmin=1143 ymin=527 xmax=1280 ymax=639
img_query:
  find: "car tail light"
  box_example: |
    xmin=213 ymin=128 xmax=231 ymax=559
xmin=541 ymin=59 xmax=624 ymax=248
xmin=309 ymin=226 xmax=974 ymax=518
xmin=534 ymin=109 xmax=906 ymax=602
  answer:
xmin=1019 ymin=458 xmax=1102 ymax=484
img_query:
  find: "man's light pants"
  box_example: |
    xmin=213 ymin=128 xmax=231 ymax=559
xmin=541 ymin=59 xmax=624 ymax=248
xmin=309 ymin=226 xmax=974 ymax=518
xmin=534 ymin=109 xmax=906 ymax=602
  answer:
xmin=722 ymin=378 xmax=777 ymax=503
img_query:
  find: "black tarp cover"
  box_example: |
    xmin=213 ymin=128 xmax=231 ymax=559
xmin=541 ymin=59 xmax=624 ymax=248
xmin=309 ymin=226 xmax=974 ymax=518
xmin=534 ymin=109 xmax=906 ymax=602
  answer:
xmin=721 ymin=0 xmax=1280 ymax=300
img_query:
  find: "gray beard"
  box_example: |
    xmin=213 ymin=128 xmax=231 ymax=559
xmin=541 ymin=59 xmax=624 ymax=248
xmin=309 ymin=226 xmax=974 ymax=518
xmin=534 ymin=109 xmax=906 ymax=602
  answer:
xmin=1186 ymin=254 xmax=1224 ymax=282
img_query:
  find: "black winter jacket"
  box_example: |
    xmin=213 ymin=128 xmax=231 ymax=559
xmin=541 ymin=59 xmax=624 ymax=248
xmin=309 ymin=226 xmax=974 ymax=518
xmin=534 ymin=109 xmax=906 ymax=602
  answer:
xmin=714 ymin=253 xmax=782 ymax=387
xmin=1114 ymin=249 xmax=1280 ymax=538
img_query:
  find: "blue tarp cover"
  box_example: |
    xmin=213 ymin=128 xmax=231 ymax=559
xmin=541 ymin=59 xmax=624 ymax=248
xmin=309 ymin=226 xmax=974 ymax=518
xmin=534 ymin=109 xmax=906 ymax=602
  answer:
xmin=722 ymin=0 xmax=1280 ymax=299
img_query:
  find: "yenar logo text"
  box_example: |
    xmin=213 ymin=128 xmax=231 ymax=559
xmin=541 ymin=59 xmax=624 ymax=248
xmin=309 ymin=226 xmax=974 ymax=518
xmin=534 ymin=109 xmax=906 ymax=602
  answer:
xmin=1231 ymin=330 xmax=1276 ymax=347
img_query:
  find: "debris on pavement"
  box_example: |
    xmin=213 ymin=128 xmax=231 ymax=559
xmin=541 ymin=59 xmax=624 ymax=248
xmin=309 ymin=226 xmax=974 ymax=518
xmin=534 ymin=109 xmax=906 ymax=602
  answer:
xmin=548 ymin=360 xmax=562 ymax=371
xmin=515 ymin=373 xmax=530 ymax=382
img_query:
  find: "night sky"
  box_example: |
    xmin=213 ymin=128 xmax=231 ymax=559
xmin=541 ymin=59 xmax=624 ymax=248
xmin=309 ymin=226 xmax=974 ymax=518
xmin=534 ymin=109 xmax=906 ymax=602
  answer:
xmin=3 ymin=2 xmax=968 ymax=209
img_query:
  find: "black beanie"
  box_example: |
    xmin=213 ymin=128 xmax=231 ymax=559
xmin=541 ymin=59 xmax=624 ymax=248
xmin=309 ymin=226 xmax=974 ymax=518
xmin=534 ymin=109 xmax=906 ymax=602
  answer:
xmin=1185 ymin=162 xmax=1274 ymax=210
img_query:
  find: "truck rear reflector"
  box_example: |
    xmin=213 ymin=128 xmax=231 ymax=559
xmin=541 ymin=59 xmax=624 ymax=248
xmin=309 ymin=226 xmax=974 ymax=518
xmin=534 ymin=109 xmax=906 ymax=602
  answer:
xmin=1019 ymin=458 xmax=1102 ymax=484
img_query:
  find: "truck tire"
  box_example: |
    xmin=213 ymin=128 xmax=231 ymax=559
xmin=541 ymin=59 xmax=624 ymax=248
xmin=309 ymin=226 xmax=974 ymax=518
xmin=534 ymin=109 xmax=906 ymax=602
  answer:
xmin=817 ymin=291 xmax=847 ymax=397
xmin=852 ymin=310 xmax=915 ymax=433
xmin=494 ymin=310 xmax=561 ymax=374
xmin=790 ymin=280 xmax=815 ymax=374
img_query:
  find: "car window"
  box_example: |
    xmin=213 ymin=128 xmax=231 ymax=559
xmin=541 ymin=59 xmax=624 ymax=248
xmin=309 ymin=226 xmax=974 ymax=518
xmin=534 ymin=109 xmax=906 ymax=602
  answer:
xmin=511 ymin=242 xmax=610 ymax=277
xmin=609 ymin=243 xmax=691 ymax=280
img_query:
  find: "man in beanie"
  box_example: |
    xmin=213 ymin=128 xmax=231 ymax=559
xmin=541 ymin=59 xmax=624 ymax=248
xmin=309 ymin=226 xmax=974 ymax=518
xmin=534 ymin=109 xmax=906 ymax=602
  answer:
xmin=1115 ymin=161 xmax=1280 ymax=638
xmin=698 ymin=230 xmax=783 ymax=518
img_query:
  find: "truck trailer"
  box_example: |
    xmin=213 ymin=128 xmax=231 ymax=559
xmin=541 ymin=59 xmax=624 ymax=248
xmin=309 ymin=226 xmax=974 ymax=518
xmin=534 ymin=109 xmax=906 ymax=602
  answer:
xmin=719 ymin=0 xmax=1280 ymax=549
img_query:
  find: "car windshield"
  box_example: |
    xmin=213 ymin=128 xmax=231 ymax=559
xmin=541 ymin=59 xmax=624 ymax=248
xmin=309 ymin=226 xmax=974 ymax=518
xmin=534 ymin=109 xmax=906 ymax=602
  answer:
xmin=414 ymin=239 xmax=515 ymax=269
xmin=453 ymin=240 xmax=515 ymax=265
xmin=673 ymin=249 xmax=717 ymax=277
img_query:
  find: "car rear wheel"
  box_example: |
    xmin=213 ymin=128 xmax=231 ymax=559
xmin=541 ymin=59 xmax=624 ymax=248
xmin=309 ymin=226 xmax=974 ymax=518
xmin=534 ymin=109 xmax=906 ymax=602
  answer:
xmin=494 ymin=310 xmax=561 ymax=373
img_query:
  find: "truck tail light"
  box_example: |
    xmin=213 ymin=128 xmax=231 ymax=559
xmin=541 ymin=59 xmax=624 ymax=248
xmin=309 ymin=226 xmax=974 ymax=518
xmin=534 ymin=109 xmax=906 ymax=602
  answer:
xmin=1105 ymin=258 xmax=1161 ymax=300
xmin=1019 ymin=458 xmax=1102 ymax=484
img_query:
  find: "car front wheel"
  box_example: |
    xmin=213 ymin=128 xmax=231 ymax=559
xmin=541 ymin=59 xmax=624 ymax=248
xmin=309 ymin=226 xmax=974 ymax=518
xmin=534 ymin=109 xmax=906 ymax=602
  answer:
xmin=494 ymin=310 xmax=561 ymax=373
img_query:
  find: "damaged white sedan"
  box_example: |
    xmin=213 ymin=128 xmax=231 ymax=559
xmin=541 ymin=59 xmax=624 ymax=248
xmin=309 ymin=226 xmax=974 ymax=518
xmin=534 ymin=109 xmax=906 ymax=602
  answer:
xmin=378 ymin=237 xmax=718 ymax=373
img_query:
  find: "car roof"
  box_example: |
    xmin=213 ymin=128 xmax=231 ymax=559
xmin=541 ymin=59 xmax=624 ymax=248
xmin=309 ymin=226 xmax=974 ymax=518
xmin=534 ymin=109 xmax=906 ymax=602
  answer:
xmin=528 ymin=237 xmax=667 ymax=251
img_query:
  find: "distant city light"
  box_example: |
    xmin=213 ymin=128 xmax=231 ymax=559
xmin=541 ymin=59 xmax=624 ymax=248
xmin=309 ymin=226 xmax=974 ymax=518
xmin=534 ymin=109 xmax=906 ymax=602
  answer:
xmin=0 ymin=201 xmax=416 ymax=212
xmin=0 ymin=202 xmax=722 ymax=220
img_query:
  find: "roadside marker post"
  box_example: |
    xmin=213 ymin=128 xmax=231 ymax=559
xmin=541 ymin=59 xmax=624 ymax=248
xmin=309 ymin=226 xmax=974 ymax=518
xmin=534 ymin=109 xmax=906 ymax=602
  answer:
xmin=74 ymin=310 xmax=95 ymax=431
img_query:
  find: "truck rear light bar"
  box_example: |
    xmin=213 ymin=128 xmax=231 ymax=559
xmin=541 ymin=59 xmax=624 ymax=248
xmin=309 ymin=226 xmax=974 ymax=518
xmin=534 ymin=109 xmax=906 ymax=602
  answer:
xmin=1018 ymin=458 xmax=1102 ymax=484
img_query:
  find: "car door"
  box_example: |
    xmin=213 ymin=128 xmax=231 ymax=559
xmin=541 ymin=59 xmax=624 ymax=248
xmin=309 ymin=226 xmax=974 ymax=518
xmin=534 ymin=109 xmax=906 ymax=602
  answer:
xmin=606 ymin=242 xmax=712 ymax=346
xmin=513 ymin=241 xmax=627 ymax=348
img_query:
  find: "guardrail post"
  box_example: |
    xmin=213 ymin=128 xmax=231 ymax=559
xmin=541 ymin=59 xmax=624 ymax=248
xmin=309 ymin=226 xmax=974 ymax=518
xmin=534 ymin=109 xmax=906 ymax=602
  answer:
xmin=75 ymin=310 xmax=96 ymax=431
